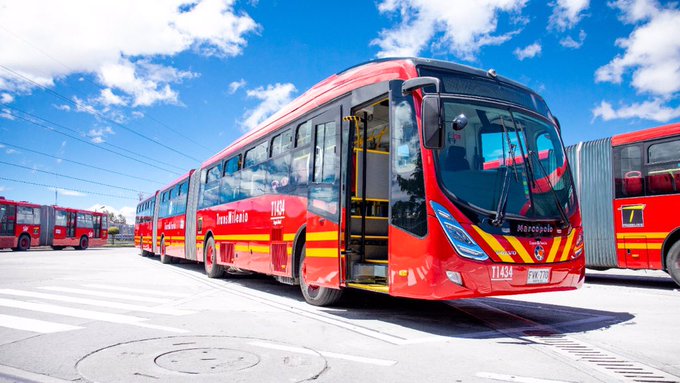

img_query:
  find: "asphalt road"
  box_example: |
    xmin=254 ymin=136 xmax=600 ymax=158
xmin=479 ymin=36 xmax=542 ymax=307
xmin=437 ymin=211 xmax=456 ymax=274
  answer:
xmin=0 ymin=247 xmax=678 ymax=383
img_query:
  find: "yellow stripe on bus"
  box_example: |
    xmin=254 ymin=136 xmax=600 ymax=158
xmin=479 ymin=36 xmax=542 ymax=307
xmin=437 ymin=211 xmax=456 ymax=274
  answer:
xmin=616 ymin=232 xmax=668 ymax=239
xmin=250 ymin=245 xmax=270 ymax=253
xmin=235 ymin=245 xmax=249 ymax=252
xmin=546 ymin=236 xmax=562 ymax=263
xmin=559 ymin=231 xmax=576 ymax=262
xmin=214 ymin=234 xmax=270 ymax=241
xmin=283 ymin=233 xmax=296 ymax=242
xmin=307 ymin=231 xmax=338 ymax=242
xmin=471 ymin=225 xmax=513 ymax=263
xmin=504 ymin=236 xmax=534 ymax=264
xmin=306 ymin=248 xmax=338 ymax=258
xmin=617 ymin=243 xmax=662 ymax=250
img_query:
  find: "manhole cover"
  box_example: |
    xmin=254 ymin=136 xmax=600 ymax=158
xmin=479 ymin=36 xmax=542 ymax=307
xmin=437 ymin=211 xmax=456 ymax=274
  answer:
xmin=77 ymin=336 xmax=326 ymax=383
xmin=155 ymin=348 xmax=259 ymax=374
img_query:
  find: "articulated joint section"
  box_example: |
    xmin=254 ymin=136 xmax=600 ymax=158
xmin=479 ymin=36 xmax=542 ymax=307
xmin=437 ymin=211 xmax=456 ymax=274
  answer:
xmin=430 ymin=201 xmax=488 ymax=261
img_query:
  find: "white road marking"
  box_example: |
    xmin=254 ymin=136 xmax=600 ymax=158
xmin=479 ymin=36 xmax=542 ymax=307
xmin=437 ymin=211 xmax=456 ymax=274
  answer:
xmin=476 ymin=372 xmax=574 ymax=383
xmin=81 ymin=284 xmax=191 ymax=298
xmin=0 ymin=313 xmax=82 ymax=333
xmin=249 ymin=341 xmax=397 ymax=366
xmin=0 ymin=289 xmax=195 ymax=316
xmin=0 ymin=363 xmax=73 ymax=383
xmin=0 ymin=298 xmax=186 ymax=333
xmin=39 ymin=287 xmax=170 ymax=303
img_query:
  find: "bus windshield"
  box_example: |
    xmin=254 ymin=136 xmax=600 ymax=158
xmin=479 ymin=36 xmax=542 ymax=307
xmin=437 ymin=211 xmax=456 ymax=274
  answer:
xmin=436 ymin=99 xmax=576 ymax=222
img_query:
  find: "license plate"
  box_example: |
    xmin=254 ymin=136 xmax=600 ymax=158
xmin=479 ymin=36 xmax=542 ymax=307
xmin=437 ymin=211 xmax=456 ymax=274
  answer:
xmin=527 ymin=268 xmax=550 ymax=284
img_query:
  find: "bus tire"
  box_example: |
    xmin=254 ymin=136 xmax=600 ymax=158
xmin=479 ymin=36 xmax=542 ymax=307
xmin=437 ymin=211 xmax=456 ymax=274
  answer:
xmin=160 ymin=238 xmax=172 ymax=264
xmin=51 ymin=246 xmax=64 ymax=250
xmin=16 ymin=234 xmax=31 ymax=251
xmin=204 ymin=237 xmax=224 ymax=278
xmin=299 ymin=245 xmax=342 ymax=306
xmin=666 ymin=241 xmax=680 ymax=287
xmin=76 ymin=236 xmax=89 ymax=250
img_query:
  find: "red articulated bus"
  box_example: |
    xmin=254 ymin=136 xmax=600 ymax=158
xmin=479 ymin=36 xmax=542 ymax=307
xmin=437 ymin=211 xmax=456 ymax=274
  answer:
xmin=1 ymin=198 xmax=108 ymax=251
xmin=45 ymin=206 xmax=108 ymax=250
xmin=134 ymin=193 xmax=157 ymax=255
xmin=137 ymin=58 xmax=585 ymax=306
xmin=0 ymin=197 xmax=41 ymax=251
xmin=567 ymin=123 xmax=680 ymax=285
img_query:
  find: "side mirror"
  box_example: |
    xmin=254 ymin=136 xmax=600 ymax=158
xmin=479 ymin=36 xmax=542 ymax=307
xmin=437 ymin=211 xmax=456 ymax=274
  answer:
xmin=553 ymin=116 xmax=561 ymax=132
xmin=402 ymin=76 xmax=441 ymax=95
xmin=422 ymin=95 xmax=442 ymax=149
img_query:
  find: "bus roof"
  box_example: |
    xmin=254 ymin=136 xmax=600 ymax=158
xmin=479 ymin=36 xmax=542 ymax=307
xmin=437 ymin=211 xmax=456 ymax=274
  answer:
xmin=612 ymin=122 xmax=680 ymax=147
xmin=52 ymin=206 xmax=106 ymax=215
xmin=0 ymin=198 xmax=41 ymax=208
xmin=158 ymin=170 xmax=194 ymax=193
xmin=201 ymin=58 xmax=419 ymax=168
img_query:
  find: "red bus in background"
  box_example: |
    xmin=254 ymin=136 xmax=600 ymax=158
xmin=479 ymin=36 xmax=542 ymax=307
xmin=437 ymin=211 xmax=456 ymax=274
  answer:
xmin=47 ymin=206 xmax=108 ymax=250
xmin=0 ymin=198 xmax=41 ymax=251
xmin=137 ymin=58 xmax=585 ymax=306
xmin=567 ymin=123 xmax=680 ymax=285
xmin=134 ymin=194 xmax=157 ymax=255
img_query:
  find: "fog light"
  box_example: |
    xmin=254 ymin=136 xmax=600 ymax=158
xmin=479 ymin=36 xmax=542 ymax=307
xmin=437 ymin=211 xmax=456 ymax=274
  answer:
xmin=446 ymin=271 xmax=463 ymax=286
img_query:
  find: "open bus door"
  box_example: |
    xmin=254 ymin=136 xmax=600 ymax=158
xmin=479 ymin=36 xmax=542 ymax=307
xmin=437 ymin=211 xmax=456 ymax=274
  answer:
xmin=304 ymin=105 xmax=343 ymax=290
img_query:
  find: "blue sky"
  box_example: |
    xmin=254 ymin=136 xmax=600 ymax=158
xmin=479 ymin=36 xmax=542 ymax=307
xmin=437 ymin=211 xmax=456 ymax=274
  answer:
xmin=0 ymin=0 xmax=678 ymax=222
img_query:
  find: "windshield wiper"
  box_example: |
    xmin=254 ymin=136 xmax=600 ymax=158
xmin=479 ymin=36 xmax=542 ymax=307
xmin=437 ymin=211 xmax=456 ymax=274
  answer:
xmin=491 ymin=116 xmax=517 ymax=226
xmin=528 ymin=150 xmax=570 ymax=229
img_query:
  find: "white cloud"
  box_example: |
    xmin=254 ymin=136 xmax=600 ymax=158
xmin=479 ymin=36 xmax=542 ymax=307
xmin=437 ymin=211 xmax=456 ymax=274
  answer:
xmin=228 ymin=79 xmax=247 ymax=94
xmin=240 ymin=83 xmax=297 ymax=131
xmin=0 ymin=0 xmax=258 ymax=106
xmin=372 ymin=0 xmax=527 ymax=61
xmin=560 ymin=29 xmax=587 ymax=48
xmin=595 ymin=2 xmax=680 ymax=97
xmin=49 ymin=187 xmax=86 ymax=197
xmin=0 ymin=108 xmax=14 ymax=120
xmin=0 ymin=186 xmax=5 ymax=193
xmin=88 ymin=126 xmax=115 ymax=143
xmin=609 ymin=0 xmax=660 ymax=23
xmin=54 ymin=104 xmax=71 ymax=112
xmin=0 ymin=93 xmax=13 ymax=104
xmin=5 ymin=148 xmax=18 ymax=155
xmin=98 ymin=88 xmax=127 ymax=107
xmin=592 ymin=99 xmax=680 ymax=122
xmin=548 ymin=0 xmax=590 ymax=31
xmin=514 ymin=42 xmax=542 ymax=60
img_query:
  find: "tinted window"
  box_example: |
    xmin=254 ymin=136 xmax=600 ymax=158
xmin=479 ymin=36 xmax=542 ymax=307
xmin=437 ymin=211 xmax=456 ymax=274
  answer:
xmin=390 ymin=82 xmax=427 ymax=236
xmin=245 ymin=141 xmax=269 ymax=168
xmin=17 ymin=206 xmax=40 ymax=225
xmin=649 ymin=140 xmax=680 ymax=163
xmin=207 ymin=165 xmax=222 ymax=183
xmin=296 ymin=121 xmax=312 ymax=147
xmin=272 ymin=130 xmax=293 ymax=157
xmin=55 ymin=210 xmax=67 ymax=226
xmin=646 ymin=140 xmax=680 ymax=196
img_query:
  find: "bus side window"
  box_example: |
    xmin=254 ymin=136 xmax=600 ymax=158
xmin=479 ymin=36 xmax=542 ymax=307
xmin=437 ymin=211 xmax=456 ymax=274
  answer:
xmin=646 ymin=139 xmax=680 ymax=195
xmin=290 ymin=121 xmax=312 ymax=196
xmin=221 ymin=155 xmax=242 ymax=203
xmin=614 ymin=144 xmax=643 ymax=198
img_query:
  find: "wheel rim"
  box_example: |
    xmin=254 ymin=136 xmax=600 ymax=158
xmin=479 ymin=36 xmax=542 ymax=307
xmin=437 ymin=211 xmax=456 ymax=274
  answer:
xmin=206 ymin=245 xmax=213 ymax=270
xmin=81 ymin=238 xmax=87 ymax=248
xmin=20 ymin=237 xmax=28 ymax=249
xmin=301 ymin=260 xmax=320 ymax=299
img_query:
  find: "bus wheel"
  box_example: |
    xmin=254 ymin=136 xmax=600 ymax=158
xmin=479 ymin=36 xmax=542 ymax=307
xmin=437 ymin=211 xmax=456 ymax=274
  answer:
xmin=204 ymin=237 xmax=224 ymax=278
xmin=160 ymin=238 xmax=172 ymax=264
xmin=76 ymin=236 xmax=89 ymax=250
xmin=16 ymin=235 xmax=31 ymax=251
xmin=299 ymin=245 xmax=342 ymax=306
xmin=666 ymin=241 xmax=680 ymax=287
xmin=51 ymin=246 xmax=64 ymax=250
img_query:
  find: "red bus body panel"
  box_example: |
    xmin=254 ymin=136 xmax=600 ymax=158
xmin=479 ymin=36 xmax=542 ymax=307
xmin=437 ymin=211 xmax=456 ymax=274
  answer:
xmin=0 ymin=199 xmax=41 ymax=249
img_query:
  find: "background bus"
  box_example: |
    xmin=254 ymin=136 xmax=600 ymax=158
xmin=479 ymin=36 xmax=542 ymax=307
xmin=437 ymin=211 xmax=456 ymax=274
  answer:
xmin=136 ymin=58 xmax=585 ymax=306
xmin=42 ymin=206 xmax=108 ymax=250
xmin=566 ymin=123 xmax=680 ymax=285
xmin=0 ymin=197 xmax=41 ymax=251
xmin=0 ymin=198 xmax=108 ymax=251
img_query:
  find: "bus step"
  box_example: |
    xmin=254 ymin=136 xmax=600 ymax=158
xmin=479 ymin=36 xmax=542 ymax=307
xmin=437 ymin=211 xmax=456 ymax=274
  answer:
xmin=351 ymin=262 xmax=387 ymax=283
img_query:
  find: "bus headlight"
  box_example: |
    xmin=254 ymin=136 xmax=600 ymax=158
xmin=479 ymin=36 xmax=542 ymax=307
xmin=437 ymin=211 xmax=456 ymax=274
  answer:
xmin=573 ymin=232 xmax=584 ymax=258
xmin=430 ymin=201 xmax=488 ymax=261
